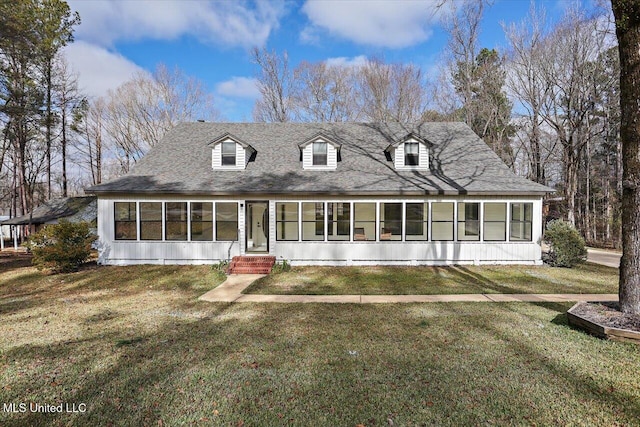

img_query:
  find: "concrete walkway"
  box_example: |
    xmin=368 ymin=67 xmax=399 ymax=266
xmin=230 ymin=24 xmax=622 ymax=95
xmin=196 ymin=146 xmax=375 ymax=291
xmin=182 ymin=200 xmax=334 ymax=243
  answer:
xmin=199 ymin=274 xmax=618 ymax=304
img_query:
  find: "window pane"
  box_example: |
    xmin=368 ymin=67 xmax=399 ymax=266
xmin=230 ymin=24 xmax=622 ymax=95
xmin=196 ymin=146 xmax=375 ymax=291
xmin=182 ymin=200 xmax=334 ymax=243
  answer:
xmin=328 ymin=202 xmax=350 ymax=241
xmin=510 ymin=203 xmax=533 ymax=241
xmin=406 ymin=203 xmax=428 ymax=241
xmin=216 ymin=202 xmax=238 ymax=240
xmin=484 ymin=203 xmax=506 ymax=241
xmin=354 ymin=203 xmax=375 ymax=241
xmin=114 ymin=202 xmax=137 ymax=240
xmin=191 ymin=202 xmax=213 ymax=241
xmin=276 ymin=202 xmax=299 ymax=241
xmin=313 ymin=142 xmax=328 ymax=166
xmin=458 ymin=202 xmax=480 ymax=241
xmin=140 ymin=202 xmax=162 ymax=240
xmin=222 ymin=141 xmax=236 ymax=166
xmin=302 ymin=202 xmax=324 ymax=241
xmin=379 ymin=203 xmax=402 ymax=241
xmin=165 ymin=202 xmax=187 ymax=241
xmin=431 ymin=202 xmax=453 ymax=241
xmin=405 ymin=142 xmax=419 ymax=166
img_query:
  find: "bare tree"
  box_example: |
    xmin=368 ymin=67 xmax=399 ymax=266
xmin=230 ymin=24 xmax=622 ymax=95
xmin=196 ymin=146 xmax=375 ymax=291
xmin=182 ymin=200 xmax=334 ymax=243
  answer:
xmin=102 ymin=64 xmax=217 ymax=173
xmin=359 ymin=59 xmax=427 ymax=123
xmin=291 ymin=61 xmax=362 ymax=122
xmin=538 ymin=7 xmax=611 ymax=225
xmin=252 ymin=48 xmax=293 ymax=122
xmin=503 ymin=3 xmax=551 ymax=183
xmin=611 ymin=0 xmax=640 ymax=314
xmin=71 ymin=97 xmax=105 ymax=186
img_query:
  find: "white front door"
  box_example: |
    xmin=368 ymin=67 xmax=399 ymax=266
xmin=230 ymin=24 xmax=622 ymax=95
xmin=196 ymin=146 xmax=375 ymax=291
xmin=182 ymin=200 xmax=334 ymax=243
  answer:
xmin=246 ymin=201 xmax=268 ymax=252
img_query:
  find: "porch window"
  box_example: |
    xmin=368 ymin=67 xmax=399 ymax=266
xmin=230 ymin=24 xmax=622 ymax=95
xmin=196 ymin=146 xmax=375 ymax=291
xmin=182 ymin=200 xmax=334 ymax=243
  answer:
xmin=276 ymin=202 xmax=299 ymax=241
xmin=406 ymin=203 xmax=428 ymax=241
xmin=114 ymin=202 xmax=137 ymax=240
xmin=221 ymin=141 xmax=236 ymax=166
xmin=313 ymin=142 xmax=327 ymax=166
xmin=353 ymin=203 xmax=375 ymax=241
xmin=190 ymin=202 xmax=213 ymax=241
xmin=165 ymin=202 xmax=187 ymax=241
xmin=328 ymin=202 xmax=350 ymax=241
xmin=457 ymin=202 xmax=480 ymax=241
xmin=484 ymin=203 xmax=506 ymax=241
xmin=140 ymin=202 xmax=162 ymax=240
xmin=379 ymin=203 xmax=402 ymax=241
xmin=510 ymin=203 xmax=533 ymax=241
xmin=431 ymin=202 xmax=454 ymax=241
xmin=216 ymin=202 xmax=238 ymax=241
xmin=404 ymin=142 xmax=419 ymax=166
xmin=302 ymin=202 xmax=324 ymax=241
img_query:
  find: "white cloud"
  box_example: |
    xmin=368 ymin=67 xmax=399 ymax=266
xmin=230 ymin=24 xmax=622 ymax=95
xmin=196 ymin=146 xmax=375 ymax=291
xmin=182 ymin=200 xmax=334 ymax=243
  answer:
xmin=68 ymin=0 xmax=287 ymax=48
xmin=325 ymin=55 xmax=368 ymax=68
xmin=63 ymin=41 xmax=146 ymax=98
xmin=301 ymin=0 xmax=448 ymax=48
xmin=216 ymin=77 xmax=260 ymax=99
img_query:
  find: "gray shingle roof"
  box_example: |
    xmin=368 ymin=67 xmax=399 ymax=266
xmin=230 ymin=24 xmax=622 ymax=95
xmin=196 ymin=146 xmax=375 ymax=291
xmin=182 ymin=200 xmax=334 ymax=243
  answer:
xmin=86 ymin=122 xmax=554 ymax=196
xmin=1 ymin=196 xmax=97 ymax=225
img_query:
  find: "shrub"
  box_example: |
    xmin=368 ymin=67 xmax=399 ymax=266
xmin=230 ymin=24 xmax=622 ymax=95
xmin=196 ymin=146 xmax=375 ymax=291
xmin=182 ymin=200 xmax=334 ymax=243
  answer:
xmin=271 ymin=259 xmax=291 ymax=273
xmin=544 ymin=220 xmax=587 ymax=267
xmin=26 ymin=220 xmax=97 ymax=273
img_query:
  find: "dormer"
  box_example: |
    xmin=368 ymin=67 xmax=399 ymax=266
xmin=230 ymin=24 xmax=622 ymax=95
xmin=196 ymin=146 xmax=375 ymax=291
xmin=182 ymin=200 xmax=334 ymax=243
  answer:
xmin=208 ymin=133 xmax=256 ymax=170
xmin=384 ymin=133 xmax=429 ymax=171
xmin=299 ymin=133 xmax=341 ymax=170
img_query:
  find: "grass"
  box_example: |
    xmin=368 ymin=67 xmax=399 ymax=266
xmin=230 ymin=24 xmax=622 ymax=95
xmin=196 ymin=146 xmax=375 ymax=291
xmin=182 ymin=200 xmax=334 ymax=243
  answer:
xmin=244 ymin=263 xmax=619 ymax=295
xmin=2 ymin=257 xmax=639 ymax=426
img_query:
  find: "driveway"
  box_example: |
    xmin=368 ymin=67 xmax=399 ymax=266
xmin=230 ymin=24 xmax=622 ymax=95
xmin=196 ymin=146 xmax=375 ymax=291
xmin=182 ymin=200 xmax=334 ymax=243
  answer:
xmin=587 ymin=248 xmax=621 ymax=268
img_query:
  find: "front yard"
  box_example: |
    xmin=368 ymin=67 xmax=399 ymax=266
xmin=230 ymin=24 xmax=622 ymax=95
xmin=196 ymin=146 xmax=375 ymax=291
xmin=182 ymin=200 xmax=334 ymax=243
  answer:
xmin=1 ymin=258 xmax=638 ymax=426
xmin=244 ymin=263 xmax=618 ymax=295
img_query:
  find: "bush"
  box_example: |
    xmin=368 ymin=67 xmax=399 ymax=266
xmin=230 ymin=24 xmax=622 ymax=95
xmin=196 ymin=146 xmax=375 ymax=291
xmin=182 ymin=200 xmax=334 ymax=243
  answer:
xmin=271 ymin=259 xmax=291 ymax=273
xmin=544 ymin=220 xmax=587 ymax=267
xmin=26 ymin=220 xmax=97 ymax=273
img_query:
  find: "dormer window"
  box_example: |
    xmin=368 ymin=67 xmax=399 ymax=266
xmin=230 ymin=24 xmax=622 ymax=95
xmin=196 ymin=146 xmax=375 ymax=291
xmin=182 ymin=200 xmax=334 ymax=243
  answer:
xmin=404 ymin=142 xmax=419 ymax=166
xmin=221 ymin=141 xmax=236 ymax=166
xmin=313 ymin=142 xmax=328 ymax=166
xmin=209 ymin=133 xmax=255 ymax=170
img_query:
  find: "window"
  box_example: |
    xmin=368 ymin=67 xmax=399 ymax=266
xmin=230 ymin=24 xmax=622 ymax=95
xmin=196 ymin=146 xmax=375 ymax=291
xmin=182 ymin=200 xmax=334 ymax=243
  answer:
xmin=458 ymin=202 xmax=480 ymax=241
xmin=276 ymin=202 xmax=299 ymax=241
xmin=353 ymin=203 xmax=376 ymax=241
xmin=302 ymin=202 xmax=324 ymax=241
xmin=165 ymin=202 xmax=187 ymax=241
xmin=484 ymin=203 xmax=506 ymax=241
xmin=221 ymin=141 xmax=236 ymax=166
xmin=379 ymin=203 xmax=402 ymax=241
xmin=114 ymin=202 xmax=137 ymax=240
xmin=140 ymin=202 xmax=162 ymax=240
xmin=216 ymin=202 xmax=238 ymax=240
xmin=431 ymin=202 xmax=454 ymax=241
xmin=328 ymin=202 xmax=350 ymax=241
xmin=510 ymin=203 xmax=533 ymax=241
xmin=190 ymin=202 xmax=213 ymax=241
xmin=313 ymin=142 xmax=328 ymax=166
xmin=405 ymin=142 xmax=419 ymax=166
xmin=406 ymin=203 xmax=428 ymax=241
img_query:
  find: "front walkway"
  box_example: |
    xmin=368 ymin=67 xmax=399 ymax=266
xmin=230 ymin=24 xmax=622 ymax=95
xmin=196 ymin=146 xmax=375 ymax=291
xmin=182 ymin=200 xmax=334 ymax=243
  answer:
xmin=199 ymin=274 xmax=618 ymax=304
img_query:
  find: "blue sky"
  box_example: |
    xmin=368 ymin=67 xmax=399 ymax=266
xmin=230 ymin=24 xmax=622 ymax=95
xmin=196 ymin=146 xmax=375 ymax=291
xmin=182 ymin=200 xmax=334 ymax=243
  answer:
xmin=63 ymin=0 xmax=593 ymax=122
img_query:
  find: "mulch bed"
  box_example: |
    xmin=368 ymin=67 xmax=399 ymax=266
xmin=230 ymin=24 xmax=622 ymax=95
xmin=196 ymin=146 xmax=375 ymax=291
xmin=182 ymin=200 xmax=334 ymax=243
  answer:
xmin=571 ymin=302 xmax=640 ymax=331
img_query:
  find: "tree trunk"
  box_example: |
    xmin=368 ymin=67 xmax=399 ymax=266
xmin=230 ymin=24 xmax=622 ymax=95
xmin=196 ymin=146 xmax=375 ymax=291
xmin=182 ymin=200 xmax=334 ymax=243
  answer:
xmin=612 ymin=0 xmax=640 ymax=314
xmin=61 ymin=105 xmax=67 ymax=197
xmin=46 ymin=64 xmax=52 ymax=199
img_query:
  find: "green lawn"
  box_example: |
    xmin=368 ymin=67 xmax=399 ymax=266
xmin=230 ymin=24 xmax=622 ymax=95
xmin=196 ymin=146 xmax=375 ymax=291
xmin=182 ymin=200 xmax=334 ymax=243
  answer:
xmin=1 ymin=258 xmax=638 ymax=426
xmin=244 ymin=263 xmax=618 ymax=295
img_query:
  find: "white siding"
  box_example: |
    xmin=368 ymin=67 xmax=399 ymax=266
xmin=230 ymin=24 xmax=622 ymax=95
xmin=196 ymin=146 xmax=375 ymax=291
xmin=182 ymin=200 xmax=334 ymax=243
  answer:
xmin=211 ymin=139 xmax=246 ymax=170
xmin=302 ymin=139 xmax=338 ymax=170
xmin=97 ymin=194 xmax=544 ymax=265
xmin=394 ymin=139 xmax=429 ymax=170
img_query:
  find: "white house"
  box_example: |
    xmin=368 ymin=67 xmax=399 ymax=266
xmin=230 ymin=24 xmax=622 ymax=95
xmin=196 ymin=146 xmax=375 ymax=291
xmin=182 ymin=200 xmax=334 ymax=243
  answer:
xmin=86 ymin=122 xmax=554 ymax=267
